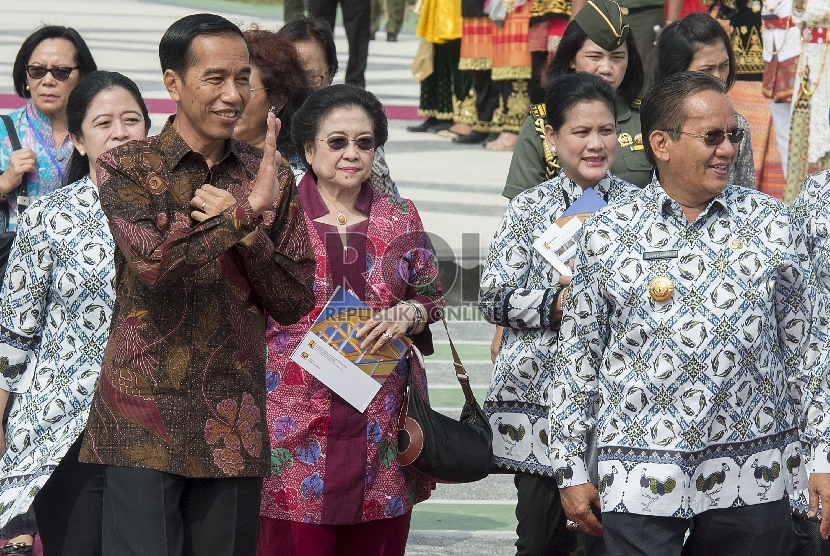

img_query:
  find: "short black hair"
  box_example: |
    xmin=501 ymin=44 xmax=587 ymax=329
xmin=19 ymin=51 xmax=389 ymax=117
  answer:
xmin=545 ymin=73 xmax=617 ymax=133
xmin=276 ymin=16 xmax=339 ymax=79
xmin=65 ymin=71 xmax=151 ymax=185
xmin=543 ymin=20 xmax=644 ymax=105
xmin=159 ymin=13 xmax=245 ymax=76
xmin=292 ymin=84 xmax=387 ymax=170
xmin=13 ymin=26 xmax=97 ymax=99
xmin=652 ymin=12 xmax=736 ymax=90
xmin=641 ymin=71 xmax=728 ymax=165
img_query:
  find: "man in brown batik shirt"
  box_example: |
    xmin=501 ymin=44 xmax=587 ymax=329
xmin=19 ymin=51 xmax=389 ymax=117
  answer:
xmin=78 ymin=14 xmax=315 ymax=555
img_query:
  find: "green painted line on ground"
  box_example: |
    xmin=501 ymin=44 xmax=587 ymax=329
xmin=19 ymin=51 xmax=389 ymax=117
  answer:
xmin=411 ymin=502 xmax=517 ymax=532
xmin=426 ymin=387 xmax=487 ymax=408
xmin=430 ymin=342 xmax=492 ymax=362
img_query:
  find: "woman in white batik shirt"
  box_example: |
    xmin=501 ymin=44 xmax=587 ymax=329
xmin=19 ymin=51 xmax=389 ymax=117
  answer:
xmin=478 ymin=72 xmax=634 ymax=556
xmin=0 ymin=71 xmax=150 ymax=556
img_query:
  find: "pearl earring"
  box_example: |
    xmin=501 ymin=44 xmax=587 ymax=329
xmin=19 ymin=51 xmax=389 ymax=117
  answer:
xmin=79 ymin=150 xmax=85 ymax=156
xmin=25 ymin=85 xmax=29 ymax=91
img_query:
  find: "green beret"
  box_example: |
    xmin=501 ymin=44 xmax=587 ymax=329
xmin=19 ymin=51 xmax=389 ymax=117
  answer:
xmin=573 ymin=0 xmax=630 ymax=51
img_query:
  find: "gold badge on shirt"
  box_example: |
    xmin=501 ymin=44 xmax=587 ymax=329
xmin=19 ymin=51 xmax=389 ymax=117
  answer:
xmin=630 ymin=133 xmax=644 ymax=151
xmin=648 ymin=276 xmax=674 ymax=302
xmin=618 ymin=133 xmax=633 ymax=148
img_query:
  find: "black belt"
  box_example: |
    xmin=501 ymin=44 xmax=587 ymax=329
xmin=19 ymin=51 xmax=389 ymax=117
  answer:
xmin=619 ymin=5 xmax=663 ymax=15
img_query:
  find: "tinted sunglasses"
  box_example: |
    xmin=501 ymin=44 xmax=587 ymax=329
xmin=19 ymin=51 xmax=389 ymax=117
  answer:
xmin=670 ymin=128 xmax=745 ymax=146
xmin=317 ymin=136 xmax=376 ymax=151
xmin=26 ymin=65 xmax=78 ymax=81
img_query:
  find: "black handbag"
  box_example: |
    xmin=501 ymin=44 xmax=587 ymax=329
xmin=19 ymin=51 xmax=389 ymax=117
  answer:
xmin=0 ymin=114 xmax=27 ymax=281
xmin=397 ymin=319 xmax=493 ymax=483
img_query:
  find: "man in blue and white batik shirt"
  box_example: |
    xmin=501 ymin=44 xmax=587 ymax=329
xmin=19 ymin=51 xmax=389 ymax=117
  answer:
xmin=549 ymin=71 xmax=830 ymax=555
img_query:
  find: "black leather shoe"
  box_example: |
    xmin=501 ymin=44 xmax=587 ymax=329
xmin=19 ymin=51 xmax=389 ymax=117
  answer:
xmin=407 ymin=118 xmax=440 ymax=132
xmin=427 ymin=120 xmax=453 ymax=132
xmin=452 ymin=130 xmax=488 ymax=144
xmin=387 ymin=33 xmax=398 ymax=41
xmin=483 ymin=132 xmax=500 ymax=145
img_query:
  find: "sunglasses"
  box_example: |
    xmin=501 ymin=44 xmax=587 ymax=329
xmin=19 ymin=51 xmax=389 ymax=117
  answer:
xmin=317 ymin=136 xmax=376 ymax=152
xmin=669 ymin=128 xmax=745 ymax=147
xmin=26 ymin=65 xmax=78 ymax=81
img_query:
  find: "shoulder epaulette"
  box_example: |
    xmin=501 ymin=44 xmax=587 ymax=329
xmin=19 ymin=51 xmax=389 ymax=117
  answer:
xmin=529 ymin=103 xmax=546 ymax=119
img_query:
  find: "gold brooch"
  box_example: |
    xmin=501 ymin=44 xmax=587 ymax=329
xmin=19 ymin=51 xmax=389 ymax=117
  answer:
xmin=730 ymin=238 xmax=743 ymax=249
xmin=648 ymin=276 xmax=674 ymax=302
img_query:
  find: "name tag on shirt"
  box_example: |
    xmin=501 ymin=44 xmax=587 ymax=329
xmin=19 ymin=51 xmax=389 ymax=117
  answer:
xmin=643 ymin=250 xmax=678 ymax=261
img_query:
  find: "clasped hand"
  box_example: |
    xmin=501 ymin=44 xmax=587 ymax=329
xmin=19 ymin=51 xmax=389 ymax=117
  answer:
xmin=355 ymin=304 xmax=417 ymax=354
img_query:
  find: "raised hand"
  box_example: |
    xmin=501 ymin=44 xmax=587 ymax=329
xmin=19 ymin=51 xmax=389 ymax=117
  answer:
xmin=247 ymin=112 xmax=283 ymax=215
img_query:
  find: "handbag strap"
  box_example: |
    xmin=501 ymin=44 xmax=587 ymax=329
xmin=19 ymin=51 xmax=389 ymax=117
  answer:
xmin=441 ymin=318 xmax=478 ymax=406
xmin=1 ymin=115 xmax=22 ymax=151
xmin=1 ymin=114 xmax=27 ymax=197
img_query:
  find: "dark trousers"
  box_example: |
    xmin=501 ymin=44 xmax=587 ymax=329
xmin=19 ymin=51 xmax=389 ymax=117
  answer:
xmin=791 ymin=513 xmax=830 ymax=556
xmin=283 ymin=0 xmax=306 ymax=22
xmin=471 ymin=70 xmax=499 ymax=131
xmin=514 ymin=473 xmax=576 ymax=556
xmin=32 ymin=433 xmax=104 ymax=556
xmin=103 ymin=466 xmax=262 ymax=556
xmin=529 ymin=51 xmax=547 ymax=105
xmin=626 ymin=6 xmax=665 ymax=96
xmin=309 ymin=0 xmax=371 ymax=87
xmin=602 ymin=496 xmax=792 ymax=556
xmin=385 ymin=0 xmax=406 ymax=36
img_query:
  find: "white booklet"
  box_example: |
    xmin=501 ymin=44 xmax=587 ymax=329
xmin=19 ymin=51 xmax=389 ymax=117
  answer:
xmin=532 ymin=216 xmax=583 ymax=277
xmin=290 ymin=287 xmax=411 ymax=412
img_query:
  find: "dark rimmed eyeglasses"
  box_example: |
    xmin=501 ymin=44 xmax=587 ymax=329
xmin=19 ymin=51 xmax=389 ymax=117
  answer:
xmin=667 ymin=127 xmax=745 ymax=147
xmin=317 ymin=136 xmax=376 ymax=152
xmin=26 ymin=65 xmax=78 ymax=81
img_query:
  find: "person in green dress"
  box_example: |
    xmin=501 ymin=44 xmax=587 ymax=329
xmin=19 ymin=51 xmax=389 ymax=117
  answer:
xmin=502 ymin=0 xmax=651 ymax=199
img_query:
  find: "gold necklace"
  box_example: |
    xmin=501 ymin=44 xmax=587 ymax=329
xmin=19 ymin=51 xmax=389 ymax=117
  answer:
xmin=317 ymin=187 xmax=349 ymax=225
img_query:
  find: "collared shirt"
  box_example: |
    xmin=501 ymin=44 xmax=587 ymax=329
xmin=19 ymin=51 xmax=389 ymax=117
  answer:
xmin=0 ymin=100 xmax=74 ymax=231
xmin=790 ymin=169 xmax=830 ymax=514
xmin=79 ymin=119 xmax=316 ymax=478
xmin=479 ymin=172 xmax=635 ymax=475
xmin=550 ymin=179 xmax=830 ymax=517
xmin=0 ymin=176 xmax=113 ymax=528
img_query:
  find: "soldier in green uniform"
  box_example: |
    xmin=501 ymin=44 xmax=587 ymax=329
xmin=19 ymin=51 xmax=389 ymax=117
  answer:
xmin=502 ymin=0 xmax=653 ymax=198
